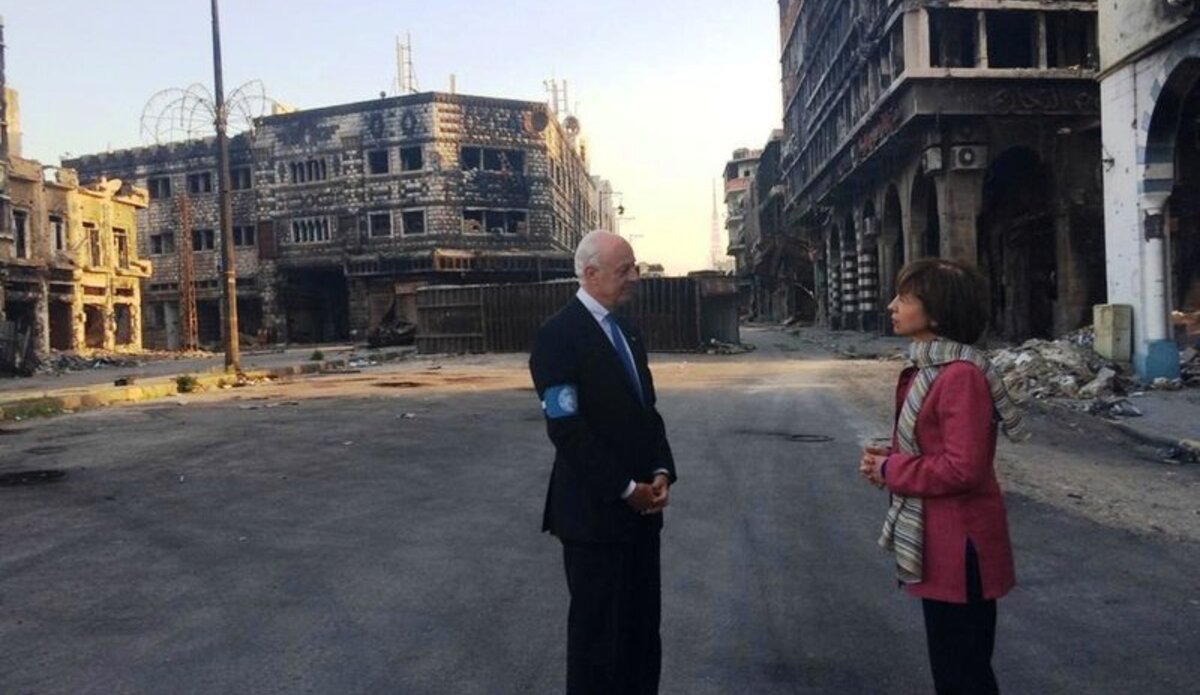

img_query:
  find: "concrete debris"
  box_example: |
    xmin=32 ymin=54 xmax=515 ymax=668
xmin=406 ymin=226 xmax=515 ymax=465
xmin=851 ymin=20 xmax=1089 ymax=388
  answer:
xmin=37 ymin=353 xmax=141 ymax=375
xmin=704 ymin=339 xmax=756 ymax=355
xmin=1087 ymin=397 xmax=1143 ymax=418
xmin=1181 ymin=347 xmax=1200 ymax=386
xmin=1151 ymin=377 xmax=1184 ymax=391
xmin=990 ymin=335 xmax=1129 ymax=402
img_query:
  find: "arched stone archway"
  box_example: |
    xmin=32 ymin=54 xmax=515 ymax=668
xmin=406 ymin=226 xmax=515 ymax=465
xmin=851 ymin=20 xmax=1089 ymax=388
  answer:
xmin=859 ymin=201 xmax=880 ymax=330
xmin=980 ymin=147 xmax=1056 ymax=340
xmin=911 ymin=174 xmax=941 ymax=258
xmin=880 ymin=185 xmax=904 ymax=313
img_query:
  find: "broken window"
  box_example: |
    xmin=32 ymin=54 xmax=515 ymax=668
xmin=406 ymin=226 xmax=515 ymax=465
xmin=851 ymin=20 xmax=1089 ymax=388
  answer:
xmin=987 ymin=11 xmax=1037 ymax=69
xmin=12 ymin=210 xmax=29 ymax=259
xmin=290 ymin=217 xmax=331 ymax=243
xmin=187 ymin=172 xmax=213 ymax=194
xmin=400 ymin=146 xmax=423 ymax=172
xmin=402 ymin=209 xmax=426 ymax=236
xmin=369 ymin=212 xmax=393 ymax=237
xmin=367 ymin=149 xmax=390 ymax=175
xmin=50 ymin=215 xmax=66 ymax=252
xmin=1047 ymin=12 xmax=1097 ymax=69
xmin=233 ymin=225 xmax=256 ymax=247
xmin=150 ymin=232 xmax=176 ymax=255
xmin=930 ymin=9 xmax=978 ymax=68
xmin=231 ymin=166 xmax=253 ymax=190
xmin=86 ymin=223 xmax=102 ymax=266
xmin=462 ymin=147 xmax=482 ymax=171
xmin=486 ymin=210 xmax=507 ymax=234
xmin=192 ymin=228 xmax=215 ymax=251
xmin=148 ymin=176 xmax=172 ymax=200
xmin=506 ymin=210 xmax=528 ymax=235
xmin=114 ymin=228 xmax=130 ymax=269
xmin=463 ymin=209 xmax=485 ymax=234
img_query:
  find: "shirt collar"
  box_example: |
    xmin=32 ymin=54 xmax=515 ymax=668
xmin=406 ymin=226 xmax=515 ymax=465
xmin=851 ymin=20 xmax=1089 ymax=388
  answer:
xmin=576 ymin=287 xmax=611 ymax=325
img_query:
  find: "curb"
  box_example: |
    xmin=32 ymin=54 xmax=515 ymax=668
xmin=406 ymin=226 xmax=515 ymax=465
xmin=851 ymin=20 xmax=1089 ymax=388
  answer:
xmin=0 ymin=358 xmax=356 ymax=421
xmin=1032 ymin=399 xmax=1200 ymax=458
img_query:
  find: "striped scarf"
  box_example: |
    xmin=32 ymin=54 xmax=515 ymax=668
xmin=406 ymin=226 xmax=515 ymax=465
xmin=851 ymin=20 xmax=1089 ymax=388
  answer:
xmin=878 ymin=339 xmax=1029 ymax=584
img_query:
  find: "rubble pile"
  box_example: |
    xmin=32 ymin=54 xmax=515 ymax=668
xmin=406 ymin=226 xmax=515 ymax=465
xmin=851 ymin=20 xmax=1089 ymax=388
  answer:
xmin=36 ymin=353 xmax=141 ymax=375
xmin=1181 ymin=347 xmax=1200 ymax=386
xmin=988 ymin=330 xmax=1134 ymax=405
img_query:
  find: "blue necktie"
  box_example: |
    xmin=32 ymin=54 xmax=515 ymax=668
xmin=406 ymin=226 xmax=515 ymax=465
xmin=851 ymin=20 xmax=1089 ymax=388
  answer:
xmin=605 ymin=315 xmax=644 ymax=404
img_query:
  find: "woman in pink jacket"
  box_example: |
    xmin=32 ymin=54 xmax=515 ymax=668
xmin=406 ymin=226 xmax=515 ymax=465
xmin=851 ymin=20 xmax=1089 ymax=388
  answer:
xmin=860 ymin=259 xmax=1027 ymax=695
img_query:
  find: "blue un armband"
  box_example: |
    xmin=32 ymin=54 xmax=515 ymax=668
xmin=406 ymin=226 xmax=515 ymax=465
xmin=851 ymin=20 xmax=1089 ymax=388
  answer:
xmin=543 ymin=384 xmax=579 ymax=419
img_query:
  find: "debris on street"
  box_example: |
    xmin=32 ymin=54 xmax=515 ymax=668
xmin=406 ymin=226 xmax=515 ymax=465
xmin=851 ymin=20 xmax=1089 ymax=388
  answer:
xmin=704 ymin=339 xmax=756 ymax=355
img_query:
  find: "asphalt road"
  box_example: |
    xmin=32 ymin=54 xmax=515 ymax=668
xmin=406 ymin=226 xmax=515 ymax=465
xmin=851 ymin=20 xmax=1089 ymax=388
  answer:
xmin=0 ymin=332 xmax=1196 ymax=694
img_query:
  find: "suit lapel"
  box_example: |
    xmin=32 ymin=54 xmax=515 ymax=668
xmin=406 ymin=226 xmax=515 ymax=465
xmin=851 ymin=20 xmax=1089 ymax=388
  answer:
xmin=569 ymin=298 xmax=645 ymax=407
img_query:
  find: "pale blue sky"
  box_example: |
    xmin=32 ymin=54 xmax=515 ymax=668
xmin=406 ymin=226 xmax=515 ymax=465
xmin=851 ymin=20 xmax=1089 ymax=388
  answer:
xmin=4 ymin=1 xmax=782 ymax=273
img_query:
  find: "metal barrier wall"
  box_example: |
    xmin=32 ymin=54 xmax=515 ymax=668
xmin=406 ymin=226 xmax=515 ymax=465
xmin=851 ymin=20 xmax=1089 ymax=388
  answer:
xmin=416 ymin=277 xmax=738 ymax=354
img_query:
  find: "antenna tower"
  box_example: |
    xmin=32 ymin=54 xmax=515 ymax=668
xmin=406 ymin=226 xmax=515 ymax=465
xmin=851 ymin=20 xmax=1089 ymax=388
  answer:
xmin=395 ymin=34 xmax=419 ymax=95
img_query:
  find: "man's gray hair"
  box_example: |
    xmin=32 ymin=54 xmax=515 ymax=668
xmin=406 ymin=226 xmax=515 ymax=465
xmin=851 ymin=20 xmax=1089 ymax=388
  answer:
xmin=574 ymin=230 xmax=618 ymax=278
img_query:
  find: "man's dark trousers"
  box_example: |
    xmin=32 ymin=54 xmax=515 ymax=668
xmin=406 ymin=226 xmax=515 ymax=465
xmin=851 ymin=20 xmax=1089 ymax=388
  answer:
xmin=563 ymin=532 xmax=661 ymax=695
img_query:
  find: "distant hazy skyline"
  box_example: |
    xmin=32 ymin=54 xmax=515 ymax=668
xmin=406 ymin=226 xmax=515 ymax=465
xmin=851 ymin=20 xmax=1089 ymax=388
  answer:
xmin=3 ymin=1 xmax=782 ymax=274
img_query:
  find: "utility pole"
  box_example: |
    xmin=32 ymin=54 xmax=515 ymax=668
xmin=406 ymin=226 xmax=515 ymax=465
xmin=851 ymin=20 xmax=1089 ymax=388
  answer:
xmin=211 ymin=0 xmax=239 ymax=371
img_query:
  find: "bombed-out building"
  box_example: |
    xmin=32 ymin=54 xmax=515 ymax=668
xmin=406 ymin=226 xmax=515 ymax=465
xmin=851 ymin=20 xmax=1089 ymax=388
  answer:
xmin=778 ymin=0 xmax=1106 ymax=340
xmin=1099 ymin=0 xmax=1200 ymax=378
xmin=66 ymin=92 xmax=604 ymax=348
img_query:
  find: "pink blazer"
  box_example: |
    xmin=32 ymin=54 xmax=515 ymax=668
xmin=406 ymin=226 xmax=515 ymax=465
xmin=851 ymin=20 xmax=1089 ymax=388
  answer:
xmin=884 ymin=361 xmax=1016 ymax=603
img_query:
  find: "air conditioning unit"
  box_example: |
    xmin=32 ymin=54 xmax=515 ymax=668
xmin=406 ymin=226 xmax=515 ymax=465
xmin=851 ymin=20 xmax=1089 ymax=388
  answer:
xmin=950 ymin=145 xmax=988 ymax=170
xmin=921 ymin=147 xmax=943 ymax=174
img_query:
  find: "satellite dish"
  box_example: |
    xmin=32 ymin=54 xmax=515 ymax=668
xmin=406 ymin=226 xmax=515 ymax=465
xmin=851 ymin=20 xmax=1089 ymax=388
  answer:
xmin=563 ymin=115 xmax=581 ymax=137
xmin=531 ymin=111 xmax=550 ymax=132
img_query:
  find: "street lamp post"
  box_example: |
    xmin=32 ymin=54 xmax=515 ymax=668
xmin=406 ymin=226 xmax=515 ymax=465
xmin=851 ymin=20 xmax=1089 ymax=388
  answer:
xmin=211 ymin=0 xmax=240 ymax=372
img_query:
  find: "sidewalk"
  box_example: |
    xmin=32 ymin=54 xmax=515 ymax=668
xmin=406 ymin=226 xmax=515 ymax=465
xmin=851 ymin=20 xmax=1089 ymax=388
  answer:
xmin=0 ymin=345 xmax=414 ymax=420
xmin=778 ymin=324 xmax=1200 ymax=460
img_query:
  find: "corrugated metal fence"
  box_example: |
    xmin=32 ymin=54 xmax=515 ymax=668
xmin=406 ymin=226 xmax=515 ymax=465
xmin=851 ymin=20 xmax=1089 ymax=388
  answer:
xmin=416 ymin=276 xmax=739 ymax=354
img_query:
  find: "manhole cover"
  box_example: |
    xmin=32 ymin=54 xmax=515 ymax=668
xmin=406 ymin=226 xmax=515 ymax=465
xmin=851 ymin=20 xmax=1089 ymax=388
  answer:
xmin=0 ymin=469 xmax=67 ymax=486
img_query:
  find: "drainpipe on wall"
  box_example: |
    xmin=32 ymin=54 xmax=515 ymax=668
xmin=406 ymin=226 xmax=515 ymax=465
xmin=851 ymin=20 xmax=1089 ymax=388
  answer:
xmin=1138 ymin=193 xmax=1181 ymax=380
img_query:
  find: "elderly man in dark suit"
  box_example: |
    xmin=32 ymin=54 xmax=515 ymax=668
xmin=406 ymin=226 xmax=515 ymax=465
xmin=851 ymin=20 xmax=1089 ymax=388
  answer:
xmin=529 ymin=230 xmax=678 ymax=695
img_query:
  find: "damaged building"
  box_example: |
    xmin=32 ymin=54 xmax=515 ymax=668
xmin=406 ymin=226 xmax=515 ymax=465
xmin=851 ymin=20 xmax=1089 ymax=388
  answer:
xmin=1099 ymin=0 xmax=1200 ymax=378
xmin=0 ymin=85 xmax=151 ymax=370
xmin=66 ymin=92 xmax=604 ymax=348
xmin=777 ymin=0 xmax=1106 ymax=340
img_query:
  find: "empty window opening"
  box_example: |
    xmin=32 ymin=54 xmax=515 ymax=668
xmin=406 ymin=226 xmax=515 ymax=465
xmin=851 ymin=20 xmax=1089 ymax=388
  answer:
xmin=50 ymin=215 xmax=66 ymax=252
xmin=115 ymin=304 xmax=135 ymax=346
xmin=462 ymin=147 xmax=483 ymax=171
xmin=1046 ymin=12 xmax=1097 ymax=69
xmin=987 ymin=11 xmax=1038 ymax=69
xmin=290 ymin=159 xmax=328 ymax=183
xmin=400 ymin=146 xmax=423 ymax=171
xmin=930 ymin=9 xmax=978 ymax=68
xmin=231 ymin=166 xmax=253 ymax=190
xmin=402 ymin=209 xmax=426 ymax=236
xmin=114 ymin=228 xmax=130 ymax=269
xmin=49 ymin=302 xmax=73 ymax=351
xmin=86 ymin=223 xmax=102 ymax=266
xmin=187 ymin=172 xmax=213 ymax=194
xmin=486 ymin=210 xmax=508 ymax=234
xmin=192 ymin=228 xmax=215 ymax=251
xmin=148 ymin=176 xmax=171 ymax=200
xmin=506 ymin=210 xmax=528 ymax=235
xmin=369 ymin=212 xmax=393 ymax=237
xmin=290 ymin=217 xmax=331 ymax=243
xmin=233 ymin=225 xmax=256 ymax=247
xmin=151 ymin=232 xmax=176 ymax=255
xmin=367 ymin=149 xmax=390 ymax=175
xmin=463 ymin=210 xmax=485 ymax=233
xmin=13 ymin=210 xmax=29 ymax=259
xmin=84 ymin=305 xmax=105 ymax=349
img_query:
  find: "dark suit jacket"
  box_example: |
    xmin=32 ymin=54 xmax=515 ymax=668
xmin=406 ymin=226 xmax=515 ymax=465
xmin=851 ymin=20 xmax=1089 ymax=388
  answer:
xmin=529 ymin=297 xmax=677 ymax=543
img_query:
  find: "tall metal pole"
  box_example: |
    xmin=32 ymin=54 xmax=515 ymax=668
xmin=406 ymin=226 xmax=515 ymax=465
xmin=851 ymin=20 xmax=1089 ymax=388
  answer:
xmin=211 ymin=0 xmax=239 ymax=371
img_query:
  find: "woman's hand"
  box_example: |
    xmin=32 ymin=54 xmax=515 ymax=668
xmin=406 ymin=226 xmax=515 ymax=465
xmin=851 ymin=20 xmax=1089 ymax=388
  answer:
xmin=860 ymin=446 xmax=889 ymax=489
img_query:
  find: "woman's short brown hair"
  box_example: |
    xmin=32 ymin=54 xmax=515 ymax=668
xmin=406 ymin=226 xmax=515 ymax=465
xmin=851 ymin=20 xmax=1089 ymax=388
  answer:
xmin=896 ymin=258 xmax=989 ymax=345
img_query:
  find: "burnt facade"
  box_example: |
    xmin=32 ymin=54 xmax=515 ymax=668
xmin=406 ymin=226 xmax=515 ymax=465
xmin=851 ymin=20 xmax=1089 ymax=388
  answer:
xmin=66 ymin=92 xmax=603 ymax=348
xmin=779 ymin=0 xmax=1105 ymax=340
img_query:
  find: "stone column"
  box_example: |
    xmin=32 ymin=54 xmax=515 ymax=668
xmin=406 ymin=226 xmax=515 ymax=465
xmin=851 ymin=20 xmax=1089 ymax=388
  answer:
xmin=940 ymin=170 xmax=984 ymax=264
xmin=858 ymin=214 xmax=880 ymax=332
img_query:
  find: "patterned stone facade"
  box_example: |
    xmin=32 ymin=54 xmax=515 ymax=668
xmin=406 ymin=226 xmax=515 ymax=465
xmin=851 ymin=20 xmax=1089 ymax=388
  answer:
xmin=66 ymin=92 xmax=602 ymax=348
